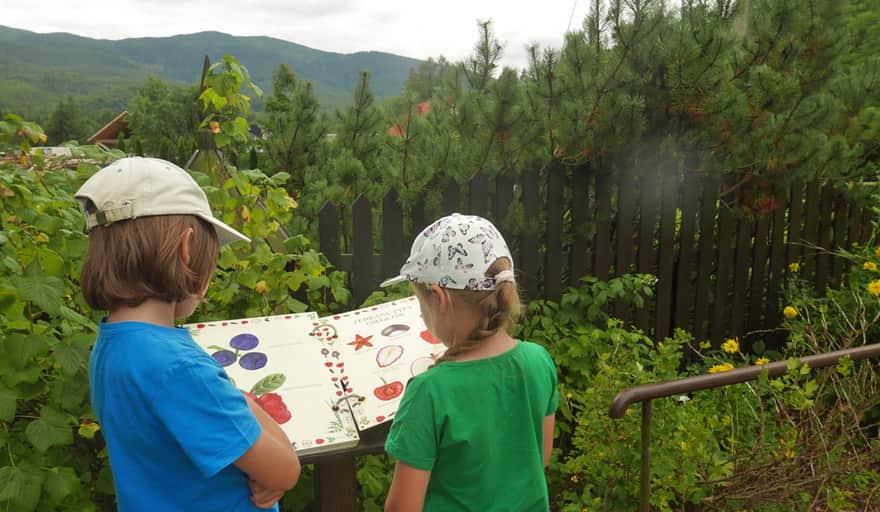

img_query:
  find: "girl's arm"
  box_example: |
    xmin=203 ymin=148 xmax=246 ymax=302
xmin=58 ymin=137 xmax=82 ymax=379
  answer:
xmin=385 ymin=461 xmax=431 ymax=512
xmin=543 ymin=414 xmax=555 ymax=467
xmin=234 ymin=394 xmax=301 ymax=492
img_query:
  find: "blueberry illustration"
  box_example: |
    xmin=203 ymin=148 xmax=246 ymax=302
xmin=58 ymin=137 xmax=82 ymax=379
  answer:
xmin=211 ymin=350 xmax=236 ymax=367
xmin=239 ymin=352 xmax=268 ymax=370
xmin=230 ymin=333 xmax=259 ymax=350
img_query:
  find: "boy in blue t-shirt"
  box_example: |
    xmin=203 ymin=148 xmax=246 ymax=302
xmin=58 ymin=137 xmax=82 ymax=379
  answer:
xmin=77 ymin=157 xmax=300 ymax=511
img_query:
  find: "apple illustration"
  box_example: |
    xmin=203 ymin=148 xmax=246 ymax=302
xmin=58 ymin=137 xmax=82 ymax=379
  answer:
xmin=420 ymin=329 xmax=441 ymax=344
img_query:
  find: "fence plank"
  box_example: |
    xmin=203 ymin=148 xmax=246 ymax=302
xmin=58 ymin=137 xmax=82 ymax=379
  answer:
xmin=765 ymin=189 xmax=789 ymax=330
xmin=412 ymin=200 xmax=428 ymax=239
xmin=352 ymin=196 xmax=373 ymax=305
xmin=615 ymin=169 xmax=637 ymax=322
xmin=469 ymin=172 xmax=489 ymax=217
xmin=830 ymin=193 xmax=849 ymax=288
xmin=711 ymin=205 xmax=736 ymax=342
xmin=747 ymin=212 xmax=770 ymax=335
xmin=860 ymin=209 xmax=873 ymax=245
xmin=544 ymin=163 xmax=565 ymax=301
xmin=694 ymin=177 xmax=719 ymax=341
xmin=636 ymin=171 xmax=661 ymax=332
xmin=655 ymin=170 xmax=678 ymax=339
xmin=319 ymin=203 xmax=342 ymax=270
xmin=520 ymin=171 xmax=541 ymax=301
xmin=847 ymin=203 xmax=865 ymax=250
xmin=730 ymin=214 xmax=752 ymax=337
xmin=786 ymin=183 xmax=805 ymax=270
xmin=594 ymin=170 xmax=613 ymax=281
xmin=814 ymin=184 xmax=834 ymax=295
xmin=495 ymin=174 xmax=515 ymax=232
xmin=674 ymin=171 xmax=700 ymax=332
xmin=443 ymin=181 xmax=460 ymax=216
xmin=570 ymin=164 xmax=592 ymax=283
xmin=382 ymin=189 xmax=404 ymax=279
xmin=802 ymin=181 xmax=821 ymax=280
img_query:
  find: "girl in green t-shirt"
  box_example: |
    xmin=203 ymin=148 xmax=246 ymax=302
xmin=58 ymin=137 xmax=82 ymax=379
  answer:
xmin=381 ymin=214 xmax=559 ymax=512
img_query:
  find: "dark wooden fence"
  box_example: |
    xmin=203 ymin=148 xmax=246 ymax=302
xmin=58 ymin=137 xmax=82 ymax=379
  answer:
xmin=318 ymin=163 xmax=873 ymax=348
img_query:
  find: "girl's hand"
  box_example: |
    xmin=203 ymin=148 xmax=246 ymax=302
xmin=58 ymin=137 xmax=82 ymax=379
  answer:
xmin=249 ymin=479 xmax=285 ymax=509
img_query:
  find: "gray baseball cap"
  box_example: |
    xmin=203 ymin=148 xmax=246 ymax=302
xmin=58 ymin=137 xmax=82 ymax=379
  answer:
xmin=75 ymin=157 xmax=250 ymax=246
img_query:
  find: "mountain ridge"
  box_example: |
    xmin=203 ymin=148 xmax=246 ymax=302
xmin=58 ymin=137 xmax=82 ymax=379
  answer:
xmin=0 ymin=25 xmax=421 ymax=118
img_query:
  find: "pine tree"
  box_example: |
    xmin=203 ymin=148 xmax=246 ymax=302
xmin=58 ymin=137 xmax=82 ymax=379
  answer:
xmin=264 ymin=63 xmax=325 ymax=190
xmin=46 ymin=96 xmax=86 ymax=145
xmin=116 ymin=131 xmax=126 ymax=153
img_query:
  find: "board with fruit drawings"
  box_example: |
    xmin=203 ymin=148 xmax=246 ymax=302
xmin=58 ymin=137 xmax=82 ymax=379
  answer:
xmin=184 ymin=312 xmax=360 ymax=456
xmin=184 ymin=297 xmax=445 ymax=456
xmin=311 ymin=296 xmax=445 ymax=430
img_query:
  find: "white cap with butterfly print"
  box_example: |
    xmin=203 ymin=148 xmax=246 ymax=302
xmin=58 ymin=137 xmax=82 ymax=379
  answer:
xmin=380 ymin=213 xmax=515 ymax=291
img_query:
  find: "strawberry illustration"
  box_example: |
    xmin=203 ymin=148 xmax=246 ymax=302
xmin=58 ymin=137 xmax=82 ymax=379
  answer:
xmin=255 ymin=393 xmax=292 ymax=424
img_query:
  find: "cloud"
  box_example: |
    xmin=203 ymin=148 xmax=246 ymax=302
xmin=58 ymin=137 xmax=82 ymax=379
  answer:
xmin=3 ymin=0 xmax=595 ymax=69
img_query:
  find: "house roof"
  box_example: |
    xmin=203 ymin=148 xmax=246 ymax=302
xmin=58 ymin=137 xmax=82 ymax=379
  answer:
xmin=88 ymin=111 xmax=129 ymax=145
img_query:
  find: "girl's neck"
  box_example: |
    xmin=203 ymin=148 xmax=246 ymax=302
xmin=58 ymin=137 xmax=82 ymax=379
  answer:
xmin=445 ymin=330 xmax=516 ymax=362
xmin=107 ymin=299 xmax=177 ymax=327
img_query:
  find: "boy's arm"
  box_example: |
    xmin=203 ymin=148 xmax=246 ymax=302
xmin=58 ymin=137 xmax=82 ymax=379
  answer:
xmin=385 ymin=461 xmax=431 ymax=512
xmin=233 ymin=394 xmax=301 ymax=491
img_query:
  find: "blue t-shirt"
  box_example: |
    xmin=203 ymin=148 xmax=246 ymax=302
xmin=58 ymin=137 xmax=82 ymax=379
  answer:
xmin=89 ymin=320 xmax=274 ymax=511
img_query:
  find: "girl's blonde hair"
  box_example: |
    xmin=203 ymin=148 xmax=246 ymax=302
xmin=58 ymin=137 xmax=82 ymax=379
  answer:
xmin=412 ymin=257 xmax=521 ymax=365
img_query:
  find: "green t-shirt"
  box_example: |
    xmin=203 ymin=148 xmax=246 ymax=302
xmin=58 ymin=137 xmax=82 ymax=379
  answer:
xmin=385 ymin=340 xmax=559 ymax=512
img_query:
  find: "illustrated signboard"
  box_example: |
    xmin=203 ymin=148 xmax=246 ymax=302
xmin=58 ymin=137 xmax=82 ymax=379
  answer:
xmin=184 ymin=297 xmax=444 ymax=456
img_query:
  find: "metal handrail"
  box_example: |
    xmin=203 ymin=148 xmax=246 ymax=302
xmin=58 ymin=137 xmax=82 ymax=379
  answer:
xmin=608 ymin=343 xmax=880 ymax=512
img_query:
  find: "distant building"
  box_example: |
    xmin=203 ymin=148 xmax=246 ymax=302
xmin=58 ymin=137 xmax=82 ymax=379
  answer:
xmin=88 ymin=111 xmax=130 ymax=148
xmin=389 ymin=101 xmax=431 ymax=137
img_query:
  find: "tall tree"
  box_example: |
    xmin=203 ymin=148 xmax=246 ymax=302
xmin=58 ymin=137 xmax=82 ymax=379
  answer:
xmin=127 ymin=76 xmax=199 ymax=156
xmin=45 ymin=96 xmax=86 ymax=145
xmin=263 ymin=64 xmax=325 ymax=190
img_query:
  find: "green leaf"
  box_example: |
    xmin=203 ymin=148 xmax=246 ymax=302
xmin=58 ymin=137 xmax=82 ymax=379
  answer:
xmin=12 ymin=273 xmax=65 ymax=315
xmin=58 ymin=305 xmax=98 ymax=332
xmin=37 ymin=248 xmax=65 ymax=277
xmin=45 ymin=467 xmax=81 ymax=504
xmin=5 ymin=334 xmax=50 ymax=369
xmin=25 ymin=406 xmax=73 ymax=452
xmin=53 ymin=341 xmax=87 ymax=376
xmin=251 ymin=373 xmax=286 ymax=395
xmin=0 ymin=384 xmax=18 ymax=421
xmin=0 ymin=466 xmax=43 ymax=512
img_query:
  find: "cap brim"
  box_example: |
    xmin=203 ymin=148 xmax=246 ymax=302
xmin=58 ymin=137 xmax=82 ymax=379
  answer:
xmin=199 ymin=214 xmax=251 ymax=246
xmin=380 ymin=275 xmax=407 ymax=287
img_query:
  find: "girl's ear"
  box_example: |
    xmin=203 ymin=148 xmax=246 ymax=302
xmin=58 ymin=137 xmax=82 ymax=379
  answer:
xmin=430 ymin=284 xmax=450 ymax=314
xmin=178 ymin=227 xmax=195 ymax=266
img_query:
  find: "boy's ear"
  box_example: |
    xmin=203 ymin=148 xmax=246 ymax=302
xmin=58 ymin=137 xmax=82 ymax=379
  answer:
xmin=179 ymin=227 xmax=195 ymax=266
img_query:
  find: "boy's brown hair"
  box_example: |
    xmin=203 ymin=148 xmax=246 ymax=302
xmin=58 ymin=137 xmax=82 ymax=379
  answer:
xmin=80 ymin=214 xmax=219 ymax=311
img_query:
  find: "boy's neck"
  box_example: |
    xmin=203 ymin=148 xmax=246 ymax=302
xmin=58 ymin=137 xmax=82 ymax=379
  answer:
xmin=107 ymin=299 xmax=177 ymax=327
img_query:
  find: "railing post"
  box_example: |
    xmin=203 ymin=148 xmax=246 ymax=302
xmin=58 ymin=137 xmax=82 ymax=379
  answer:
xmin=641 ymin=400 xmax=652 ymax=512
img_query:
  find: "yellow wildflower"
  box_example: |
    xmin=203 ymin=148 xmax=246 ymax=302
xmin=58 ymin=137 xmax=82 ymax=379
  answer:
xmin=39 ymin=133 xmax=47 ymax=143
xmin=209 ymin=120 xmax=221 ymax=134
xmin=722 ymin=338 xmax=739 ymax=354
xmin=755 ymin=357 xmax=770 ymax=365
xmin=570 ymin=475 xmax=580 ymax=483
xmin=699 ymin=340 xmax=712 ymax=349
xmin=785 ymin=449 xmax=796 ymax=459
xmin=783 ymin=306 xmax=798 ymax=319
xmin=868 ymin=279 xmax=880 ymax=296
xmin=679 ymin=440 xmax=688 ymax=451
xmin=864 ymin=261 xmax=878 ymax=272
xmin=788 ymin=262 xmax=800 ymax=273
xmin=254 ymin=281 xmax=269 ymax=293
xmin=708 ymin=363 xmax=735 ymax=374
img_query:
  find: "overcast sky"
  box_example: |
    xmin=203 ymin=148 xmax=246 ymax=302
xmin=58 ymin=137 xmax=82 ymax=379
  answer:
xmin=4 ymin=0 xmax=593 ymax=69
